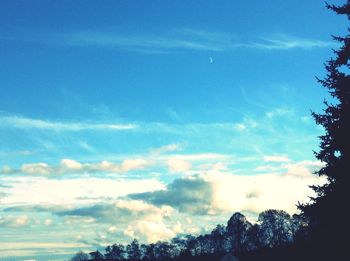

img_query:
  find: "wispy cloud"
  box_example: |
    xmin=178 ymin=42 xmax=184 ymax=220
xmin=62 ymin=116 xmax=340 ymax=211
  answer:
xmin=63 ymin=30 xmax=226 ymax=52
xmin=62 ymin=30 xmax=334 ymax=53
xmin=149 ymin=143 xmax=184 ymax=155
xmin=2 ymin=28 xmax=335 ymax=54
xmin=263 ymin=155 xmax=291 ymax=163
xmin=0 ymin=115 xmax=137 ymax=131
xmin=252 ymin=35 xmax=335 ymax=50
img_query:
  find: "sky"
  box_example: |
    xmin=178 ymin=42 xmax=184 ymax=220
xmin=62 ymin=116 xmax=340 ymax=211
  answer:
xmin=0 ymin=0 xmax=347 ymax=260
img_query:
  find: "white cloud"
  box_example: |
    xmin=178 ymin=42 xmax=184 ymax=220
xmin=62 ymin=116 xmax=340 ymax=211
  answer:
xmin=108 ymin=226 xmax=118 ymax=233
xmin=60 ymin=30 xmax=334 ymax=53
xmin=65 ymin=30 xmax=227 ymax=52
xmin=0 ymin=215 xmax=29 ymax=227
xmin=265 ymin=107 xmax=293 ymax=118
xmin=1 ymin=165 xmax=13 ymax=174
xmin=78 ymin=141 xmax=95 ymax=152
xmin=124 ymin=220 xmax=177 ymax=243
xmin=60 ymin=159 xmax=83 ymax=171
xmin=282 ymin=160 xmax=325 ymax=178
xmin=1 ymin=177 xmax=165 ymax=206
xmin=256 ymin=160 xmax=325 ymax=176
xmin=255 ymin=35 xmax=335 ymax=50
xmin=206 ymin=161 xmax=326 ymax=214
xmin=44 ymin=218 xmax=52 ymax=226
xmin=263 ymin=155 xmax=291 ymax=163
xmin=21 ymin=163 xmax=52 ymax=175
xmin=121 ymin=158 xmax=151 ymax=172
xmin=0 ymin=115 xmax=137 ymax=131
xmin=2 ymin=158 xmax=327 ymax=247
xmin=254 ymin=165 xmax=280 ymax=172
xmin=233 ymin=117 xmax=258 ymax=132
xmin=2 ymin=157 xmax=154 ymax=176
xmin=131 ymin=160 xmax=326 ymax=216
xmin=167 ymin=153 xmax=230 ymax=161
xmin=234 ymin=123 xmax=247 ymax=131
xmin=43 ymin=198 xmax=179 ymax=243
xmin=88 ymin=160 xmax=120 ymax=173
xmin=150 ymin=143 xmax=183 ymax=154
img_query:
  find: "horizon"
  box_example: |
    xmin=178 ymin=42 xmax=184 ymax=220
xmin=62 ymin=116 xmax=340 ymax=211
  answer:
xmin=0 ymin=1 xmax=347 ymax=260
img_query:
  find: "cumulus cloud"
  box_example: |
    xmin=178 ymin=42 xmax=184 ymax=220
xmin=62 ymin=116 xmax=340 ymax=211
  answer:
xmin=130 ymin=160 xmax=326 ymax=216
xmin=1 ymin=158 xmax=327 ymax=246
xmin=121 ymin=159 xmax=150 ymax=172
xmin=53 ymin=199 xmax=178 ymax=243
xmin=282 ymin=160 xmax=325 ymax=178
xmin=1 ymin=166 xmax=13 ymax=174
xmin=2 ymin=158 xmax=153 ymax=176
xmin=5 ymin=198 xmax=179 ymax=243
xmin=21 ymin=163 xmax=52 ymax=175
xmin=58 ymin=199 xmax=173 ymax=223
xmin=86 ymin=161 xmax=120 ymax=173
xmin=129 ymin=177 xmax=213 ymax=215
xmin=60 ymin=159 xmax=83 ymax=171
xmin=124 ymin=220 xmax=177 ymax=243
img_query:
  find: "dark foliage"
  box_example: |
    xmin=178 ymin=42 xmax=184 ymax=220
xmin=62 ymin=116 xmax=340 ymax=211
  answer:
xmin=297 ymin=1 xmax=350 ymax=259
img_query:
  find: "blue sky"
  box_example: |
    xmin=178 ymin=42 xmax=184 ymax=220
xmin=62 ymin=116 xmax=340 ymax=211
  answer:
xmin=0 ymin=0 xmax=347 ymax=260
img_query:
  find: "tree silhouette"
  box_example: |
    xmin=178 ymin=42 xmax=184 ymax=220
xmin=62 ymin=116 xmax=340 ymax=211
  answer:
xmin=69 ymin=210 xmax=313 ymax=260
xmin=105 ymin=244 xmax=125 ymax=260
xmin=257 ymin=210 xmax=294 ymax=248
xmin=90 ymin=250 xmax=104 ymax=260
xmin=210 ymin=224 xmax=227 ymax=254
xmin=153 ymin=241 xmax=175 ymax=259
xmin=70 ymin=251 xmax=89 ymax=261
xmin=226 ymin=212 xmax=252 ymax=254
xmin=142 ymin=243 xmax=156 ymax=260
xmin=298 ymin=1 xmax=350 ymax=259
xmin=242 ymin=224 xmax=260 ymax=252
xmin=126 ymin=239 xmax=141 ymax=260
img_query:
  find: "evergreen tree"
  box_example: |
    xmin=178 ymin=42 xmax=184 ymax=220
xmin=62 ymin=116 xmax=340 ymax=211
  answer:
xmin=298 ymin=1 xmax=350 ymax=259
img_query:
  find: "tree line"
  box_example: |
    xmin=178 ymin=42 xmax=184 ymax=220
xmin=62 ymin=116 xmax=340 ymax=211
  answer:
xmin=71 ymin=210 xmax=309 ymax=261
